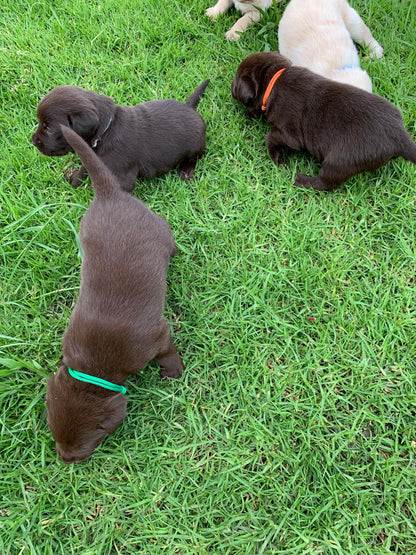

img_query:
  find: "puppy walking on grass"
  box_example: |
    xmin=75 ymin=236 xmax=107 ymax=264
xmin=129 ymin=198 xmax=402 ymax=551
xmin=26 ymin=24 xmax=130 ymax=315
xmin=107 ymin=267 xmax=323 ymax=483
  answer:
xmin=232 ymin=52 xmax=416 ymax=191
xmin=278 ymin=0 xmax=383 ymax=92
xmin=32 ymin=80 xmax=209 ymax=192
xmin=46 ymin=126 xmax=183 ymax=463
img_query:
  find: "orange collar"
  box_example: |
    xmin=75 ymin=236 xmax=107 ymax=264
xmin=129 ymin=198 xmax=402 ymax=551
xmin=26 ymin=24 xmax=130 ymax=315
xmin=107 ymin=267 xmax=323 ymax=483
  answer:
xmin=261 ymin=68 xmax=286 ymax=111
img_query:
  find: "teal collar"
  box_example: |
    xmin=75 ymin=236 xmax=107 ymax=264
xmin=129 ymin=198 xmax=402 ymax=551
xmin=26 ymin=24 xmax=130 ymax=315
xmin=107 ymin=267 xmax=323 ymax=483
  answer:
xmin=68 ymin=367 xmax=127 ymax=394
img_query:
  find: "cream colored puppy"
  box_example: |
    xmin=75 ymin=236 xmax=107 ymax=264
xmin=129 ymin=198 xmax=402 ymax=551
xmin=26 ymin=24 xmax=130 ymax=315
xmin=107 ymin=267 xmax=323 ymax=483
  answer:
xmin=207 ymin=0 xmax=279 ymax=40
xmin=278 ymin=0 xmax=383 ymax=92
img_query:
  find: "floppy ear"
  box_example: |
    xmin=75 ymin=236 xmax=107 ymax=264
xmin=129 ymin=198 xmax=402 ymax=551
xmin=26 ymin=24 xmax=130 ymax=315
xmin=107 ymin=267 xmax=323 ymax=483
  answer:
xmin=237 ymin=75 xmax=258 ymax=105
xmin=100 ymin=394 xmax=127 ymax=434
xmin=67 ymin=108 xmax=99 ymax=139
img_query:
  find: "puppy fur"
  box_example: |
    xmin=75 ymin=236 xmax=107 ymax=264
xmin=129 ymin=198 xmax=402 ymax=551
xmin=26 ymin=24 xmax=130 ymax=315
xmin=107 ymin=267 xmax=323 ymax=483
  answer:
xmin=46 ymin=126 xmax=183 ymax=463
xmin=32 ymin=80 xmax=209 ymax=192
xmin=278 ymin=0 xmax=383 ymax=92
xmin=206 ymin=0 xmax=280 ymax=40
xmin=231 ymin=52 xmax=416 ymax=191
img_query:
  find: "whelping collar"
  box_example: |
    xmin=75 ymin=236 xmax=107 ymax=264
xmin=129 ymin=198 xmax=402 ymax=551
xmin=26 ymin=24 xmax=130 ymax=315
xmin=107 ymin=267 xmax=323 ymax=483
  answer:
xmin=261 ymin=68 xmax=286 ymax=111
xmin=68 ymin=366 xmax=127 ymax=394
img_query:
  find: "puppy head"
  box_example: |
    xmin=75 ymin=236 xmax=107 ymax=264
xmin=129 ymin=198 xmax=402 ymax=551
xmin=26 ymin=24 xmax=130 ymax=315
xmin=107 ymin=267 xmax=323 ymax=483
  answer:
xmin=32 ymin=85 xmax=101 ymax=156
xmin=231 ymin=52 xmax=292 ymax=116
xmin=46 ymin=364 xmax=127 ymax=463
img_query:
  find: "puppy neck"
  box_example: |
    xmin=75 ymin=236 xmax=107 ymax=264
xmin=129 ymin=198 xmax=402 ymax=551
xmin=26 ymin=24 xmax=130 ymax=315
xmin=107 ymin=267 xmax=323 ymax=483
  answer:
xmin=261 ymin=68 xmax=286 ymax=111
xmin=91 ymin=116 xmax=113 ymax=149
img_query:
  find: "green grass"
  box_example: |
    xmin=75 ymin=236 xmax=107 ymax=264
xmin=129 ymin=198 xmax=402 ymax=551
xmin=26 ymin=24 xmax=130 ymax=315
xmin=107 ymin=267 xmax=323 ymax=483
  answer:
xmin=1 ymin=0 xmax=416 ymax=552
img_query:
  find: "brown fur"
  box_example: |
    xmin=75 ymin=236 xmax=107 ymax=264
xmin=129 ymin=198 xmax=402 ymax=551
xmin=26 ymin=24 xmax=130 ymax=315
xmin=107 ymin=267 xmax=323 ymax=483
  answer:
xmin=46 ymin=126 xmax=183 ymax=463
xmin=231 ymin=52 xmax=416 ymax=191
xmin=32 ymin=80 xmax=209 ymax=192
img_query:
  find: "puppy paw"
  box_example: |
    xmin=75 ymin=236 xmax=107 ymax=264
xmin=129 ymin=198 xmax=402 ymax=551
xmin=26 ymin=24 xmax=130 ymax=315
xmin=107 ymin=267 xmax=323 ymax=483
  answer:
xmin=206 ymin=6 xmax=220 ymax=19
xmin=268 ymin=148 xmax=284 ymax=165
xmin=65 ymin=167 xmax=83 ymax=188
xmin=368 ymin=41 xmax=383 ymax=59
xmin=244 ymin=108 xmax=260 ymax=120
xmin=226 ymin=28 xmax=241 ymax=40
xmin=373 ymin=44 xmax=383 ymax=59
xmin=177 ymin=160 xmax=197 ymax=181
xmin=294 ymin=174 xmax=313 ymax=189
xmin=160 ymin=364 xmax=183 ymax=380
xmin=158 ymin=350 xmax=184 ymax=379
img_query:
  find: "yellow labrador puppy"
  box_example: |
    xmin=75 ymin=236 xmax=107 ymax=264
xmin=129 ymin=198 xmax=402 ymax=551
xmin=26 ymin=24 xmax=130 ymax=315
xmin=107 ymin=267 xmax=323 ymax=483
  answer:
xmin=207 ymin=0 xmax=280 ymax=40
xmin=278 ymin=0 xmax=383 ymax=92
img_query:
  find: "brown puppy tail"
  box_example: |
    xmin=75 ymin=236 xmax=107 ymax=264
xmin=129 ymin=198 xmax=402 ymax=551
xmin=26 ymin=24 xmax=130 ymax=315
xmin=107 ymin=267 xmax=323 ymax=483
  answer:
xmin=59 ymin=125 xmax=117 ymax=199
xmin=185 ymin=79 xmax=210 ymax=110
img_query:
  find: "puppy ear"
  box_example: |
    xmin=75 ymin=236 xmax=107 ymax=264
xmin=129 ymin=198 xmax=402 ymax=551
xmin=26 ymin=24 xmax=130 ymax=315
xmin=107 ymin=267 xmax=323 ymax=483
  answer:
xmin=100 ymin=393 xmax=127 ymax=434
xmin=237 ymin=75 xmax=258 ymax=105
xmin=67 ymin=109 xmax=99 ymax=139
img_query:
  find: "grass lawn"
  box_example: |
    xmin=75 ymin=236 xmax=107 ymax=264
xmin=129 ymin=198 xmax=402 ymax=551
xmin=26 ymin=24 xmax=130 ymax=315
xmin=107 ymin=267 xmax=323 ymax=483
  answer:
xmin=1 ymin=0 xmax=416 ymax=552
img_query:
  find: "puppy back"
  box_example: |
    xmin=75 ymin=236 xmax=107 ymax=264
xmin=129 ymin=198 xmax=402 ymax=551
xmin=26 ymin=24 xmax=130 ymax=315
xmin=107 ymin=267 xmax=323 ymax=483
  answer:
xmin=60 ymin=125 xmax=118 ymax=199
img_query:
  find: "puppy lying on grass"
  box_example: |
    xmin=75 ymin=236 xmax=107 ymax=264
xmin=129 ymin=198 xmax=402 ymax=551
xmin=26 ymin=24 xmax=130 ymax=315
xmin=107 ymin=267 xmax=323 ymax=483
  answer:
xmin=46 ymin=126 xmax=183 ymax=463
xmin=32 ymin=80 xmax=209 ymax=192
xmin=278 ymin=0 xmax=383 ymax=92
xmin=231 ymin=52 xmax=416 ymax=191
xmin=206 ymin=0 xmax=280 ymax=40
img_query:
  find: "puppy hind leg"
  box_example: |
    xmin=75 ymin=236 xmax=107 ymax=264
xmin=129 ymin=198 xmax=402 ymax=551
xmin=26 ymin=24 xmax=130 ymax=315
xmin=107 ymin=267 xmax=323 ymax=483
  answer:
xmin=155 ymin=321 xmax=184 ymax=379
xmin=294 ymin=162 xmax=345 ymax=191
xmin=294 ymin=174 xmax=337 ymax=191
xmin=177 ymin=155 xmax=199 ymax=181
xmin=400 ymin=136 xmax=416 ymax=165
xmin=344 ymin=5 xmax=383 ymax=58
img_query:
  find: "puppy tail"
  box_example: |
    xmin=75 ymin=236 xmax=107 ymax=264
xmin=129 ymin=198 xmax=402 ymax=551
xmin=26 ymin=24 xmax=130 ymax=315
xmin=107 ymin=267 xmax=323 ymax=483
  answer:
xmin=401 ymin=135 xmax=416 ymax=164
xmin=59 ymin=125 xmax=117 ymax=199
xmin=185 ymin=79 xmax=210 ymax=110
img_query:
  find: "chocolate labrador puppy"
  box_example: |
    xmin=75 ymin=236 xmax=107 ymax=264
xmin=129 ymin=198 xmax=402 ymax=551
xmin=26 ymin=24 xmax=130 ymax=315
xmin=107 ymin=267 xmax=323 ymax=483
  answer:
xmin=46 ymin=125 xmax=183 ymax=463
xmin=32 ymin=80 xmax=209 ymax=192
xmin=231 ymin=52 xmax=416 ymax=191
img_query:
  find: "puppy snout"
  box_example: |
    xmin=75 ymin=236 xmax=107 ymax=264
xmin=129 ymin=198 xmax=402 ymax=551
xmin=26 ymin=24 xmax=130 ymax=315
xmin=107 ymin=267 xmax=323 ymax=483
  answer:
xmin=32 ymin=133 xmax=42 ymax=148
xmin=56 ymin=443 xmax=84 ymax=464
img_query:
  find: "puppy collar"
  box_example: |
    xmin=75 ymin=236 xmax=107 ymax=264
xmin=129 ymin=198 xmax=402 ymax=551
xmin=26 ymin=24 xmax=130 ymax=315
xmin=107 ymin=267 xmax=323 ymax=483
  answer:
xmin=67 ymin=366 xmax=127 ymax=394
xmin=340 ymin=64 xmax=359 ymax=71
xmin=261 ymin=68 xmax=286 ymax=111
xmin=91 ymin=117 xmax=113 ymax=149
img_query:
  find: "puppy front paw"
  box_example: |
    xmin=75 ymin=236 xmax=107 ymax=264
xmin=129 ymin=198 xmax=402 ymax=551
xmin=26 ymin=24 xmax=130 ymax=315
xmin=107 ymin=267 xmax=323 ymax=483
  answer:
xmin=158 ymin=350 xmax=184 ymax=380
xmin=160 ymin=362 xmax=184 ymax=380
xmin=244 ymin=108 xmax=260 ymax=120
xmin=226 ymin=28 xmax=241 ymax=40
xmin=368 ymin=41 xmax=383 ymax=59
xmin=65 ymin=167 xmax=83 ymax=188
xmin=206 ymin=6 xmax=220 ymax=19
